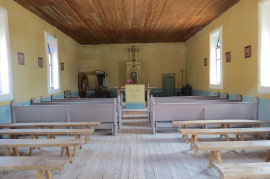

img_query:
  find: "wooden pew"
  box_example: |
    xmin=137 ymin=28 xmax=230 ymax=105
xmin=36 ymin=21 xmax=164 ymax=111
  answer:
xmin=151 ymin=98 xmax=258 ymax=134
xmin=0 ymin=156 xmax=70 ymax=179
xmin=192 ymin=140 xmax=270 ymax=167
xmin=0 ymin=139 xmax=84 ymax=162
xmin=0 ymin=128 xmax=94 ymax=143
xmin=34 ymin=97 xmax=115 ymax=104
xmin=179 ymin=127 xmax=270 ymax=155
xmin=213 ymin=162 xmax=270 ymax=179
xmin=11 ymin=100 xmax=118 ymax=136
xmin=0 ymin=122 xmax=100 ymax=129
xmin=173 ymin=119 xmax=269 ymax=142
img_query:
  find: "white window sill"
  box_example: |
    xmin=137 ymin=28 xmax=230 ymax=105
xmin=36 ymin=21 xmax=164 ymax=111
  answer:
xmin=209 ymin=84 xmax=223 ymax=89
xmin=258 ymin=86 xmax=270 ymax=94
xmin=0 ymin=93 xmax=13 ymax=102
xmin=48 ymin=88 xmax=60 ymax=95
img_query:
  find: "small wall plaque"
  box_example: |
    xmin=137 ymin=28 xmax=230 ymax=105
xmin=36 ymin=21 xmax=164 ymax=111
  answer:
xmin=245 ymin=45 xmax=251 ymax=58
xmin=38 ymin=57 xmax=43 ymax=68
xmin=61 ymin=63 xmax=64 ymax=71
xmin=203 ymin=58 xmax=207 ymax=66
xmin=225 ymin=52 xmax=231 ymax=62
xmin=17 ymin=52 xmax=25 ymax=65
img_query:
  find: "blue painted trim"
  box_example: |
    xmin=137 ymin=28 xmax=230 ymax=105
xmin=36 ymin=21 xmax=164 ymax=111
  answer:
xmin=126 ymin=102 xmax=145 ymax=109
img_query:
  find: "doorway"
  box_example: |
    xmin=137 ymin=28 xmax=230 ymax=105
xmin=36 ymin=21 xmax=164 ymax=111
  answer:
xmin=163 ymin=76 xmax=175 ymax=96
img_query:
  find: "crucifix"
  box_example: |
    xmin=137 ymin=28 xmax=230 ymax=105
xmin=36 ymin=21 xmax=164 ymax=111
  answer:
xmin=128 ymin=45 xmax=139 ymax=66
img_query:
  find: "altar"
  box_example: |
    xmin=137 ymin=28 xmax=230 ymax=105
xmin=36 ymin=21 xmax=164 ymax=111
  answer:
xmin=115 ymin=86 xmax=152 ymax=110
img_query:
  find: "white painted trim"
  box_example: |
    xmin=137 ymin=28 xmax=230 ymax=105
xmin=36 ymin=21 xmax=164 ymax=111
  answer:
xmin=0 ymin=7 xmax=13 ymax=102
xmin=258 ymin=0 xmax=270 ymax=93
xmin=44 ymin=31 xmax=60 ymax=95
xmin=209 ymin=26 xmax=223 ymax=90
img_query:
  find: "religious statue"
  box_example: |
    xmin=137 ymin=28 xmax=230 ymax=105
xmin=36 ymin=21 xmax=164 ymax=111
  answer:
xmin=130 ymin=69 xmax=138 ymax=84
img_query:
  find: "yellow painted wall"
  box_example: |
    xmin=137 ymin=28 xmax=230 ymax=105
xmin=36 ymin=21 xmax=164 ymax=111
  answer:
xmin=80 ymin=43 xmax=185 ymax=89
xmin=185 ymin=0 xmax=269 ymax=98
xmin=0 ymin=0 xmax=81 ymax=106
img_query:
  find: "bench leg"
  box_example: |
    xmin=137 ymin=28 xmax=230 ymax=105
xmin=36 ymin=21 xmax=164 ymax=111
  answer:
xmin=30 ymin=135 xmax=35 ymax=152
xmin=240 ymin=135 xmax=246 ymax=155
xmin=266 ymin=149 xmax=270 ymax=162
xmin=209 ymin=151 xmax=215 ymax=168
xmin=220 ymin=124 xmax=224 ymax=138
xmin=36 ymin=170 xmax=42 ymax=179
xmin=182 ymin=125 xmax=186 ymax=138
xmin=66 ymin=147 xmax=73 ymax=163
xmin=190 ymin=135 xmax=195 ymax=150
xmin=185 ymin=134 xmax=189 ymax=143
xmin=77 ymin=135 xmax=82 ymax=149
xmin=73 ymin=146 xmax=78 ymax=156
xmin=194 ymin=135 xmax=199 ymax=157
xmin=34 ymin=135 xmax=41 ymax=150
xmin=13 ymin=147 xmax=19 ymax=156
xmin=61 ymin=147 xmax=66 ymax=157
xmin=234 ymin=134 xmax=240 ymax=141
xmin=5 ymin=148 xmax=10 ymax=156
xmin=216 ymin=151 xmax=222 ymax=164
xmin=45 ymin=170 xmax=52 ymax=179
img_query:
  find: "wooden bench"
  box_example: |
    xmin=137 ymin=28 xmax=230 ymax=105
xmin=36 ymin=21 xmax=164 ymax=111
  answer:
xmin=179 ymin=127 xmax=270 ymax=156
xmin=213 ymin=162 xmax=270 ymax=179
xmin=0 ymin=156 xmax=70 ymax=179
xmin=193 ymin=140 xmax=270 ymax=167
xmin=11 ymin=100 xmax=118 ymax=136
xmin=0 ymin=139 xmax=84 ymax=162
xmin=0 ymin=128 xmax=94 ymax=143
xmin=151 ymin=99 xmax=258 ymax=134
xmin=0 ymin=122 xmax=100 ymax=129
xmin=173 ymin=119 xmax=269 ymax=142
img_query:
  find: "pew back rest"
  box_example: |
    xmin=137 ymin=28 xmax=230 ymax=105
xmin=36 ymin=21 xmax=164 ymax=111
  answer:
xmin=12 ymin=106 xmax=68 ymax=123
xmin=51 ymin=98 xmax=114 ymax=102
xmin=153 ymin=103 xmax=205 ymax=122
xmin=152 ymin=101 xmax=257 ymax=123
xmin=69 ymin=105 xmax=116 ymax=123
xmin=12 ymin=103 xmax=116 ymax=123
xmin=35 ymin=101 xmax=114 ymax=105
xmin=205 ymin=102 xmax=257 ymax=120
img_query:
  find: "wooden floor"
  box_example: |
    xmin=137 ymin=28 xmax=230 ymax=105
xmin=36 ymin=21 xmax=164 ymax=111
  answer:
xmin=0 ymin=119 xmax=267 ymax=179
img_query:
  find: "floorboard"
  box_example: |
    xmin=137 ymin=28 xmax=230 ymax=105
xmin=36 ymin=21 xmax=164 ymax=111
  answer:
xmin=0 ymin=119 xmax=266 ymax=179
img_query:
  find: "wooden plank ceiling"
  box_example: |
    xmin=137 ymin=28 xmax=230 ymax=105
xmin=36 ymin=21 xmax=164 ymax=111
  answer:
xmin=14 ymin=0 xmax=240 ymax=45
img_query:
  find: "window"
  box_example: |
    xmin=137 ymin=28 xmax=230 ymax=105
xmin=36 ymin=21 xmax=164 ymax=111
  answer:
xmin=0 ymin=7 xmax=12 ymax=102
xmin=44 ymin=32 xmax=60 ymax=94
xmin=258 ymin=0 xmax=270 ymax=93
xmin=209 ymin=27 xmax=223 ymax=89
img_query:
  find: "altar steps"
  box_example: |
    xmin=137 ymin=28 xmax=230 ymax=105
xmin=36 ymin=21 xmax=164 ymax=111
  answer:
xmin=122 ymin=109 xmax=148 ymax=119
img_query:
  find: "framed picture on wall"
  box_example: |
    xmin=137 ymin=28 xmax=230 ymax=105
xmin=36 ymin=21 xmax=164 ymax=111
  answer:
xmin=38 ymin=57 xmax=43 ymax=68
xmin=203 ymin=58 xmax=207 ymax=66
xmin=225 ymin=52 xmax=231 ymax=62
xmin=17 ymin=52 xmax=25 ymax=65
xmin=61 ymin=63 xmax=64 ymax=71
xmin=245 ymin=45 xmax=251 ymax=58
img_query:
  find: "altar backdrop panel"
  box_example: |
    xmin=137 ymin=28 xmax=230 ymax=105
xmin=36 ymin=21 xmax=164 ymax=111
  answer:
xmin=80 ymin=42 xmax=185 ymax=89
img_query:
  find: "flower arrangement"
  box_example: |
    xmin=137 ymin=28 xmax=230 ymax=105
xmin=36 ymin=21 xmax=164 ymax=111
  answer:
xmin=126 ymin=79 xmax=132 ymax=84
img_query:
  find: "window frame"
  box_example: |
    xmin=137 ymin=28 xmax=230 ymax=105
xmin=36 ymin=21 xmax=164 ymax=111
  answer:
xmin=258 ymin=0 xmax=270 ymax=93
xmin=44 ymin=31 xmax=60 ymax=95
xmin=209 ymin=26 xmax=223 ymax=89
xmin=0 ymin=7 xmax=13 ymax=102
